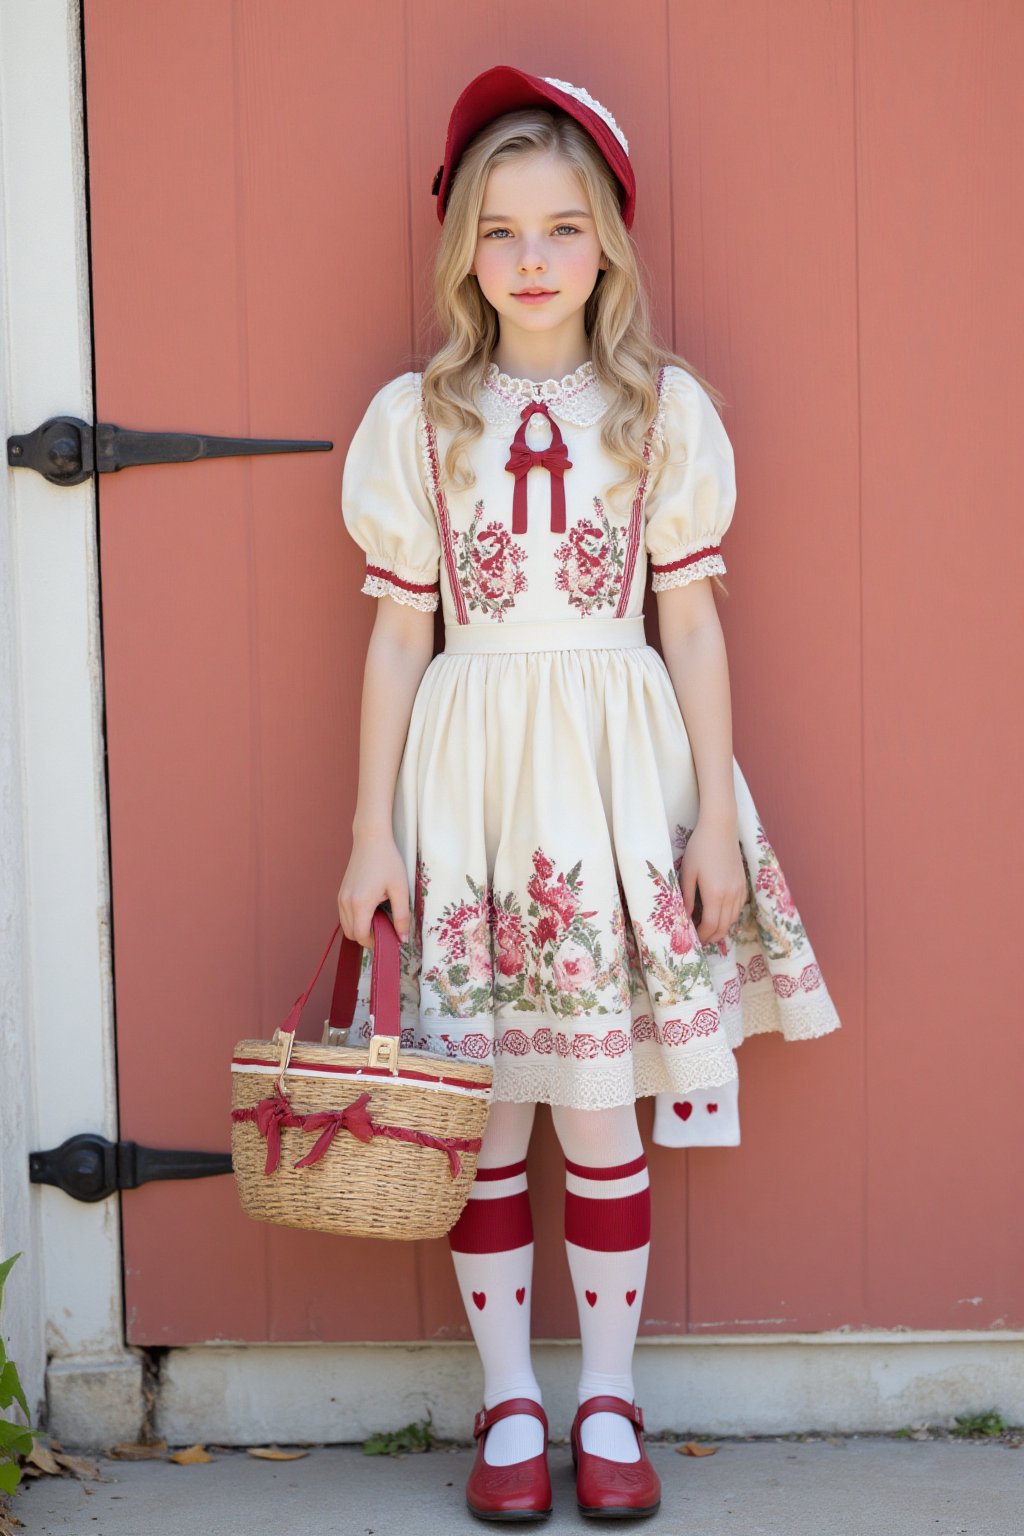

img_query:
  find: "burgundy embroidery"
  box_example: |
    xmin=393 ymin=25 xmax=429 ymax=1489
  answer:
xmin=554 ymin=497 xmax=626 ymax=615
xmin=364 ymin=563 xmax=439 ymax=598
xmin=650 ymin=543 xmax=723 ymax=579
xmin=451 ymin=500 xmax=528 ymax=621
xmin=616 ymin=364 xmax=665 ymax=617
xmin=422 ymin=414 xmax=469 ymax=624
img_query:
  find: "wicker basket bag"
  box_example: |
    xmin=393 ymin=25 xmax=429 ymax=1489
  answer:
xmin=230 ymin=905 xmax=493 ymax=1239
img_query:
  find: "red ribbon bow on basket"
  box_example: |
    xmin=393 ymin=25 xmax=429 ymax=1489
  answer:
xmin=247 ymin=1084 xmax=375 ymax=1175
xmin=504 ymin=400 xmax=572 ymax=534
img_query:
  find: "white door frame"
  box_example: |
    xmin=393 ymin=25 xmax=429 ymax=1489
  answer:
xmin=1 ymin=0 xmax=1021 ymax=1453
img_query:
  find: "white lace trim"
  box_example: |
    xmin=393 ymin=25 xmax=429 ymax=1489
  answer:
xmin=651 ymin=552 xmax=727 ymax=590
xmin=360 ymin=571 xmax=438 ymax=612
xmin=541 ymin=77 xmax=630 ymax=155
xmin=478 ymin=359 xmax=611 ymax=432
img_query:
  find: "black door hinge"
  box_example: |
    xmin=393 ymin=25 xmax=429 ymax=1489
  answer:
xmin=29 ymin=1133 xmax=232 ymax=1202
xmin=7 ymin=415 xmax=332 ymax=486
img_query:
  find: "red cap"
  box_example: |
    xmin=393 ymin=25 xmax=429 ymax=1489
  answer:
xmin=431 ymin=66 xmax=635 ymax=230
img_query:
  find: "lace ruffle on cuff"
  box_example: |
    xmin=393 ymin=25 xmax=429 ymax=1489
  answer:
xmin=361 ymin=564 xmax=439 ymax=613
xmin=650 ymin=545 xmax=726 ymax=591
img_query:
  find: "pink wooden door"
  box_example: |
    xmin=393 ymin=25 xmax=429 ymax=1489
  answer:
xmin=83 ymin=0 xmax=1022 ymax=1345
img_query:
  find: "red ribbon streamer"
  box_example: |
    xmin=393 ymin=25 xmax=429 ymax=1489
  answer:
xmin=504 ymin=401 xmax=572 ymax=534
xmin=232 ymin=1084 xmax=482 ymax=1179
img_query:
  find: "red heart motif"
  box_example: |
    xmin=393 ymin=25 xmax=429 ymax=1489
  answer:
xmin=515 ymin=1287 xmax=526 ymax=1305
xmin=625 ymin=1289 xmax=637 ymax=1306
xmin=707 ymin=1103 xmax=719 ymax=1114
xmin=673 ymin=1101 xmax=694 ymax=1121
xmin=472 ymin=1291 xmax=486 ymax=1310
xmin=585 ymin=1290 xmax=598 ymax=1307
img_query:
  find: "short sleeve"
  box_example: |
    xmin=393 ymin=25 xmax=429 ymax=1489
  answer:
xmin=644 ymin=366 xmax=736 ymax=591
xmin=340 ymin=371 xmax=441 ymax=612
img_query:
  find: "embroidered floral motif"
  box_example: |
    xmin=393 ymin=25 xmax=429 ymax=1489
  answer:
xmin=451 ymin=499 xmax=527 ymax=621
xmin=520 ymin=848 xmax=632 ymax=1017
xmin=630 ymin=858 xmax=717 ymax=1008
xmin=669 ymin=817 xmax=806 ymax=961
xmin=554 ymin=496 xmax=626 ymax=615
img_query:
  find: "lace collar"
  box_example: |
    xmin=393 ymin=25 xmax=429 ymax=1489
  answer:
xmin=478 ymin=358 xmax=611 ymax=430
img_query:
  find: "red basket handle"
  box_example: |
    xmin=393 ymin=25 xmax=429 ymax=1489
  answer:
xmin=278 ymin=905 xmax=401 ymax=1042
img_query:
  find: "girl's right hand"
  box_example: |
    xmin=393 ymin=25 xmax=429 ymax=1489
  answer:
xmin=337 ymin=830 xmax=411 ymax=949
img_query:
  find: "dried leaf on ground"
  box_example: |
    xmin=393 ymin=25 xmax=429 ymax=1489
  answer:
xmin=246 ymin=1446 xmax=309 ymax=1460
xmin=168 ymin=1444 xmax=212 ymax=1465
xmin=677 ymin=1441 xmax=719 ymax=1457
xmin=0 ymin=1505 xmax=23 ymax=1534
xmin=24 ymin=1442 xmax=63 ymax=1476
xmin=106 ymin=1439 xmax=168 ymax=1460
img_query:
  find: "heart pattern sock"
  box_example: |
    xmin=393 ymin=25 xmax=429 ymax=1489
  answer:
xmin=551 ymin=1104 xmax=652 ymax=1465
xmin=448 ymin=1102 xmax=544 ymax=1467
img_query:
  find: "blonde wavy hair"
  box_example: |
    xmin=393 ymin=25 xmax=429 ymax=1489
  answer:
xmin=419 ymin=106 xmax=729 ymax=592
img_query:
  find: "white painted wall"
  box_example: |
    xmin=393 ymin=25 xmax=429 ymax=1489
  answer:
xmin=0 ymin=0 xmax=142 ymax=1445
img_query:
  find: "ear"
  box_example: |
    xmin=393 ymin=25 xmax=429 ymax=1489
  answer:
xmin=598 ymin=252 xmax=610 ymax=272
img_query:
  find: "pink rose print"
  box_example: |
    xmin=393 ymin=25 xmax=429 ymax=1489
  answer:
xmin=552 ymin=940 xmax=597 ymax=994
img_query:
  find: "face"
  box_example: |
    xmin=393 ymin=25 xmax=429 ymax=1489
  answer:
xmin=469 ymin=150 xmax=609 ymax=347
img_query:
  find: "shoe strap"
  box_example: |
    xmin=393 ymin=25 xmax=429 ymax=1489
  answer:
xmin=473 ymin=1397 xmax=549 ymax=1441
xmin=575 ymin=1395 xmax=644 ymax=1431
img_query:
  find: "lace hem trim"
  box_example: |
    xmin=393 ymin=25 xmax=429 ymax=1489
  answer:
xmin=651 ymin=552 xmax=727 ymax=590
xmin=360 ymin=571 xmax=438 ymax=612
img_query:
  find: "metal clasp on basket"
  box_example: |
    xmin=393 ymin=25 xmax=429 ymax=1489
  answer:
xmin=270 ymin=1026 xmax=294 ymax=1094
xmin=365 ymin=1016 xmax=399 ymax=1073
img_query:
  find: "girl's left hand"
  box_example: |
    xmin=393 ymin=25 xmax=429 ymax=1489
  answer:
xmin=680 ymin=815 xmax=748 ymax=946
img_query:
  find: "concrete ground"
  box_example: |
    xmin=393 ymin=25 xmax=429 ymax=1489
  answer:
xmin=15 ymin=1435 xmax=1022 ymax=1536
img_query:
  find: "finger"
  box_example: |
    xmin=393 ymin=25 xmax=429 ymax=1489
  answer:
xmin=681 ymin=865 xmax=698 ymax=920
xmin=387 ymin=884 xmax=411 ymax=942
xmin=698 ymin=895 xmax=726 ymax=945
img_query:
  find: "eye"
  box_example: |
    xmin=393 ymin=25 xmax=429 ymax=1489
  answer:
xmin=554 ymin=225 xmax=581 ymax=235
xmin=483 ymin=228 xmax=512 ymax=239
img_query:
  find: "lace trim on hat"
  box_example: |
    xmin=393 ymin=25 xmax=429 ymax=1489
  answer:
xmin=479 ymin=359 xmax=611 ymax=429
xmin=542 ymin=76 xmax=630 ymax=154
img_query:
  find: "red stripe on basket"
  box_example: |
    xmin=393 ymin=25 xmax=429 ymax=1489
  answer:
xmin=564 ymin=1188 xmax=652 ymax=1251
xmin=447 ymin=1191 xmax=533 ymax=1253
xmin=365 ymin=564 xmax=439 ymax=596
xmin=232 ymin=1056 xmax=491 ymax=1092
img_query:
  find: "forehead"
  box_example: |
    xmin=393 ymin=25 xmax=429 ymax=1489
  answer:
xmin=480 ymin=150 xmax=590 ymax=215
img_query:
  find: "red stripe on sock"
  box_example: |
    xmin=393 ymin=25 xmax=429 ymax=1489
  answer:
xmin=473 ymin=1159 xmax=528 ymax=1182
xmin=564 ymin=1188 xmax=651 ymax=1251
xmin=447 ymin=1191 xmax=534 ymax=1254
xmin=564 ymin=1152 xmax=648 ymax=1182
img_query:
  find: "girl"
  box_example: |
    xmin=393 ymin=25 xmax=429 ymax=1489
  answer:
xmin=337 ymin=66 xmax=841 ymax=1523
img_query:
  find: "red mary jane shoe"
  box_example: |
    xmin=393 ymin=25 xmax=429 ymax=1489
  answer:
xmin=570 ymin=1395 xmax=662 ymax=1519
xmin=465 ymin=1397 xmax=553 ymax=1522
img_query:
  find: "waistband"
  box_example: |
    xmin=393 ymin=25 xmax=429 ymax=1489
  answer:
xmin=443 ymin=616 xmax=647 ymax=654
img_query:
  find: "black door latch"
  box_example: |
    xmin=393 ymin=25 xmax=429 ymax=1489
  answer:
xmin=7 ymin=415 xmax=332 ymax=486
xmin=29 ymin=1133 xmax=232 ymax=1202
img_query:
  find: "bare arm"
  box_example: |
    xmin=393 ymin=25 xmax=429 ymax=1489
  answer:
xmin=655 ymin=579 xmax=746 ymax=945
xmin=337 ymin=596 xmax=435 ymax=947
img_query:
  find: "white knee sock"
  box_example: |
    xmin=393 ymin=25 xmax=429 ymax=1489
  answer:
xmin=448 ymin=1101 xmax=545 ymax=1466
xmin=551 ymin=1104 xmax=651 ymax=1463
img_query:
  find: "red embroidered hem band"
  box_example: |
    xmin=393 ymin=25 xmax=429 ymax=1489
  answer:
xmin=649 ymin=544 xmax=723 ymax=575
xmin=364 ymin=563 xmax=440 ymax=595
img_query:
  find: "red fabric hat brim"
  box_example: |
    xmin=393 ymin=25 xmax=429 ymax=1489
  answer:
xmin=432 ymin=65 xmax=635 ymax=230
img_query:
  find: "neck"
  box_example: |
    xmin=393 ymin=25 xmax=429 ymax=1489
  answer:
xmin=492 ymin=323 xmax=592 ymax=384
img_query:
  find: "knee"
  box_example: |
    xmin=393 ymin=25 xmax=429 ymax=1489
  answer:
xmin=550 ymin=1103 xmax=643 ymax=1166
xmin=477 ymin=1099 xmax=537 ymax=1168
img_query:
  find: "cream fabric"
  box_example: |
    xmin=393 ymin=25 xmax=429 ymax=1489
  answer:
xmin=339 ymin=363 xmax=841 ymax=1132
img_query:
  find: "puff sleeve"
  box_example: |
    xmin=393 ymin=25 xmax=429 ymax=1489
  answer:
xmin=341 ymin=371 xmax=441 ymax=612
xmin=644 ymin=366 xmax=736 ymax=591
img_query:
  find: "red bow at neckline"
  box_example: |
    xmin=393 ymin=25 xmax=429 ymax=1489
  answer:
xmin=504 ymin=400 xmax=573 ymax=534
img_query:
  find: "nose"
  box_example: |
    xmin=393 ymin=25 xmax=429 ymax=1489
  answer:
xmin=518 ymin=238 xmax=547 ymax=273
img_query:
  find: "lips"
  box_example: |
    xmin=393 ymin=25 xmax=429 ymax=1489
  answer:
xmin=514 ymin=288 xmax=556 ymax=295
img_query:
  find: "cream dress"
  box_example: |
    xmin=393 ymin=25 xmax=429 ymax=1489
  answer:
xmin=339 ymin=359 xmax=840 ymax=1141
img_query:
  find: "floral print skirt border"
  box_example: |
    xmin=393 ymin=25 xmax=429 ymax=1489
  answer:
xmin=347 ymin=812 xmax=841 ymax=1110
